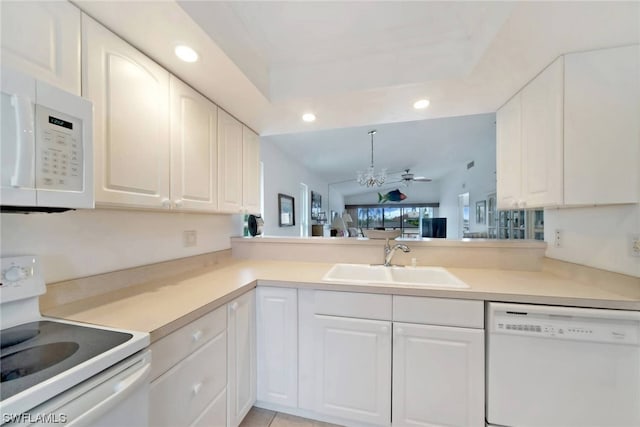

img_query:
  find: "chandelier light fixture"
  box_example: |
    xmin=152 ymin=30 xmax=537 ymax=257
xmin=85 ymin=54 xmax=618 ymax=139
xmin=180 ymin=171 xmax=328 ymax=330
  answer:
xmin=357 ymin=130 xmax=387 ymax=187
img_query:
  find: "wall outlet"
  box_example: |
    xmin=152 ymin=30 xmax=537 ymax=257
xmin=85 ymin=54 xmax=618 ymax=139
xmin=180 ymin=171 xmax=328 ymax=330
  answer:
xmin=554 ymin=229 xmax=562 ymax=248
xmin=631 ymin=234 xmax=640 ymax=257
xmin=183 ymin=230 xmax=197 ymax=247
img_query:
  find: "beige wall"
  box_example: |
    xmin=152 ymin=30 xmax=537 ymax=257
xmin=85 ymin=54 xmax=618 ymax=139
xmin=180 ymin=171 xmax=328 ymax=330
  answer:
xmin=1 ymin=209 xmax=239 ymax=283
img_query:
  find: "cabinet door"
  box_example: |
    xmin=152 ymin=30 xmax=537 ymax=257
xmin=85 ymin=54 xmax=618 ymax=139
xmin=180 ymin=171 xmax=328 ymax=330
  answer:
xmin=496 ymin=93 xmax=522 ymax=210
xmin=170 ymin=76 xmax=218 ymax=212
xmin=82 ymin=14 xmax=170 ymax=209
xmin=564 ymin=45 xmax=639 ymax=205
xmin=313 ymin=315 xmax=391 ymax=426
xmin=393 ymin=323 xmax=484 ymax=427
xmin=256 ymin=287 xmax=297 ymax=408
xmin=242 ymin=126 xmax=261 ymax=214
xmin=520 ymin=57 xmax=564 ymax=208
xmin=1 ymin=1 xmax=81 ymax=94
xmin=218 ymin=109 xmax=243 ymax=213
xmin=228 ymin=290 xmax=256 ymax=427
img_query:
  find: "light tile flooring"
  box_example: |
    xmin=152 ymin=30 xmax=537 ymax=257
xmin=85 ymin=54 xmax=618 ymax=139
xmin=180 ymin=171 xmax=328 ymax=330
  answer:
xmin=239 ymin=407 xmax=343 ymax=427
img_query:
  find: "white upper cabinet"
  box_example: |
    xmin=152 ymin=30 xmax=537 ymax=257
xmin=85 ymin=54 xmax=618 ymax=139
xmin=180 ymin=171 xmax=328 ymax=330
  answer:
xmin=496 ymin=93 xmax=523 ymax=210
xmin=1 ymin=1 xmax=81 ymax=95
xmin=497 ymin=58 xmax=564 ymax=209
xmin=520 ymin=57 xmax=564 ymax=208
xmin=242 ymin=127 xmax=261 ymax=215
xmin=496 ymin=57 xmax=563 ymax=209
xmin=170 ymin=76 xmax=218 ymax=212
xmin=564 ymin=45 xmax=639 ymax=205
xmin=82 ymin=14 xmax=170 ymax=209
xmin=498 ymin=46 xmax=639 ymax=208
xmin=218 ymin=109 xmax=244 ymax=213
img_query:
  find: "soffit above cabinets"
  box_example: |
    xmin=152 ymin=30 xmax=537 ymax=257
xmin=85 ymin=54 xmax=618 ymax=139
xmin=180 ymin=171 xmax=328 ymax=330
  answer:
xmin=76 ymin=1 xmax=639 ymax=136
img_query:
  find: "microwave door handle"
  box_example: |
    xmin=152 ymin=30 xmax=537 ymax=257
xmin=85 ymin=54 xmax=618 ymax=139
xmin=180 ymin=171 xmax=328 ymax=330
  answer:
xmin=10 ymin=94 xmax=35 ymax=188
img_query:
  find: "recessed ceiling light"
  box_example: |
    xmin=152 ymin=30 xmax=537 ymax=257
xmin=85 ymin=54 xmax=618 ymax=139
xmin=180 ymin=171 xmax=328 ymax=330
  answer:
xmin=302 ymin=113 xmax=316 ymax=123
xmin=175 ymin=45 xmax=199 ymax=63
xmin=413 ymin=99 xmax=430 ymax=109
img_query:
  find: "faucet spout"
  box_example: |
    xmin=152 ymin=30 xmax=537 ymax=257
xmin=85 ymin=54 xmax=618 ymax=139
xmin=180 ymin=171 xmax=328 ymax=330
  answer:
xmin=384 ymin=238 xmax=411 ymax=267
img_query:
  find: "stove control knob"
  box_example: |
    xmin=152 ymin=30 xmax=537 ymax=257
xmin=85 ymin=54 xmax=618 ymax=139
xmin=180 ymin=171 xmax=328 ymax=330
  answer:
xmin=3 ymin=266 xmax=27 ymax=283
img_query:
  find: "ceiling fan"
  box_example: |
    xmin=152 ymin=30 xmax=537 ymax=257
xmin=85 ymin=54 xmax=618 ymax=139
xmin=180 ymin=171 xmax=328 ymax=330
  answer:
xmin=391 ymin=169 xmax=432 ymax=186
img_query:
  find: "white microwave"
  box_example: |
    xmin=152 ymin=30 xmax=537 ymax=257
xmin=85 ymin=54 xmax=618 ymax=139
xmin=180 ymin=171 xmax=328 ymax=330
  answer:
xmin=1 ymin=67 xmax=93 ymax=211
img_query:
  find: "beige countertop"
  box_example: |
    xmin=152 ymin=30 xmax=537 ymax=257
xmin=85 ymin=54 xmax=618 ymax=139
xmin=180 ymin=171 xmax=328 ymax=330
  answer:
xmin=43 ymin=259 xmax=640 ymax=342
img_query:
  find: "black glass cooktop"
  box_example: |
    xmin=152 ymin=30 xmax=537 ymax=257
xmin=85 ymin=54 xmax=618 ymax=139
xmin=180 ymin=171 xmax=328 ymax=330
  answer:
xmin=0 ymin=321 xmax=132 ymax=401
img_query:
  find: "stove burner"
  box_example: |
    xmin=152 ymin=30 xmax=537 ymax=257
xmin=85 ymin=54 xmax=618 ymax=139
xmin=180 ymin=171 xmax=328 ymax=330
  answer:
xmin=0 ymin=327 xmax=40 ymax=349
xmin=1 ymin=342 xmax=80 ymax=382
xmin=0 ymin=321 xmax=133 ymax=401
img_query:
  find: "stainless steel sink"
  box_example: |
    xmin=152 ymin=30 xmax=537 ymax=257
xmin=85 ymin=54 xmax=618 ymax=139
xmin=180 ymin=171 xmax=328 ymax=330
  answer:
xmin=322 ymin=264 xmax=469 ymax=289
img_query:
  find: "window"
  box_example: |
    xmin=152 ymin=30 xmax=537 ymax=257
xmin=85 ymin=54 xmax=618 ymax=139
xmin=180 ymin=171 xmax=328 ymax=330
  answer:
xmin=346 ymin=204 xmax=437 ymax=238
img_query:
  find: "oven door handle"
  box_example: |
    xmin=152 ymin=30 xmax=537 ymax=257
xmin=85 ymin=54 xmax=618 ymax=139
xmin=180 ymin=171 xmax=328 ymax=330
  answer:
xmin=67 ymin=361 xmax=151 ymax=427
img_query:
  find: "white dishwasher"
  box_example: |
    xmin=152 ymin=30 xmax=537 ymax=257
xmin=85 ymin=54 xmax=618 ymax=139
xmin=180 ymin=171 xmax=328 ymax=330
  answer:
xmin=487 ymin=302 xmax=640 ymax=427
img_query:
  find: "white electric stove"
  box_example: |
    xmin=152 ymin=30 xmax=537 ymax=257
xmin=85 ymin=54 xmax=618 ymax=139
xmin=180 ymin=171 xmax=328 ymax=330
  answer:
xmin=0 ymin=256 xmax=150 ymax=426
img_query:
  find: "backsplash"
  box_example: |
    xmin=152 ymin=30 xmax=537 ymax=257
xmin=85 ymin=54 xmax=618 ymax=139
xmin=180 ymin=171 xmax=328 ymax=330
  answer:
xmin=1 ymin=208 xmax=240 ymax=283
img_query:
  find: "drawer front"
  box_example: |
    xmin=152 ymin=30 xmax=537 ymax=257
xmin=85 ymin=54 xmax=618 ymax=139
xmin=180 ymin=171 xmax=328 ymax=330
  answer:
xmin=189 ymin=387 xmax=226 ymax=427
xmin=311 ymin=290 xmax=392 ymax=320
xmin=150 ymin=330 xmax=227 ymax=427
xmin=150 ymin=304 xmax=226 ymax=380
xmin=393 ymin=296 xmax=484 ymax=328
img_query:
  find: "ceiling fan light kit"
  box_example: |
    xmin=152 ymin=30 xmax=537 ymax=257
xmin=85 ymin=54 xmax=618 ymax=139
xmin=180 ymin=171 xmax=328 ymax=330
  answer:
xmin=357 ymin=130 xmax=388 ymax=187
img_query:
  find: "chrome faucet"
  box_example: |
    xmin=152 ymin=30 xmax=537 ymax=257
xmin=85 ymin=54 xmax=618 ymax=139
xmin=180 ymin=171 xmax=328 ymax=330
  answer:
xmin=384 ymin=239 xmax=411 ymax=267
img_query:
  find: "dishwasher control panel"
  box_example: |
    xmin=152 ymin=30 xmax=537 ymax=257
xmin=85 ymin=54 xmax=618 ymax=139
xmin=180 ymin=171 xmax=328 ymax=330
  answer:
xmin=492 ymin=309 xmax=639 ymax=345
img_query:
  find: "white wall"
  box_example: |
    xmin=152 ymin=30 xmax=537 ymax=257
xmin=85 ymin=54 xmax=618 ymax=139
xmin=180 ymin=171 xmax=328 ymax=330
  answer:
xmin=0 ymin=209 xmax=239 ymax=283
xmin=438 ymin=147 xmax=497 ymax=238
xmin=544 ymin=205 xmax=640 ymax=277
xmin=261 ymin=140 xmax=330 ymax=236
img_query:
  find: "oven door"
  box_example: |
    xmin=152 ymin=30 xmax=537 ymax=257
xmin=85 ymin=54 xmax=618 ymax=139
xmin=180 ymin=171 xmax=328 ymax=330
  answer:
xmin=3 ymin=350 xmax=150 ymax=427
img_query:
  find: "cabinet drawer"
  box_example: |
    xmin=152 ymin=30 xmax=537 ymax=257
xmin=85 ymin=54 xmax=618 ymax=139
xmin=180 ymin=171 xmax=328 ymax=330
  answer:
xmin=150 ymin=331 xmax=227 ymax=427
xmin=189 ymin=387 xmax=226 ymax=427
xmin=393 ymin=296 xmax=484 ymax=328
xmin=308 ymin=290 xmax=392 ymax=320
xmin=150 ymin=305 xmax=226 ymax=380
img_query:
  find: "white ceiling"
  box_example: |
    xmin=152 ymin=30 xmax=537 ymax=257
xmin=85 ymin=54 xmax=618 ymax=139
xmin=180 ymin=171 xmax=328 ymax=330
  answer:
xmin=76 ymin=1 xmax=638 ymax=195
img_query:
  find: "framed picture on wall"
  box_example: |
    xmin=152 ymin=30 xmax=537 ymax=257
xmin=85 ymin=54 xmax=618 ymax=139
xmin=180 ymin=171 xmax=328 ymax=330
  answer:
xmin=476 ymin=200 xmax=486 ymax=224
xmin=278 ymin=193 xmax=295 ymax=227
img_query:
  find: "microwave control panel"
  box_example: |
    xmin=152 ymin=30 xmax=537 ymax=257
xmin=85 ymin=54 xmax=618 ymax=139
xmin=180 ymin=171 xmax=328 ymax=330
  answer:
xmin=35 ymin=104 xmax=83 ymax=191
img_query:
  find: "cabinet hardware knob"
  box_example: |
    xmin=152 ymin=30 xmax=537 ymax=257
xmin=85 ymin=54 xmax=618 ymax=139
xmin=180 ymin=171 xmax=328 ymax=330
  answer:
xmin=192 ymin=330 xmax=203 ymax=342
xmin=381 ymin=326 xmax=389 ymax=333
xmin=230 ymin=302 xmax=239 ymax=311
xmin=192 ymin=383 xmax=202 ymax=396
xmin=396 ymin=328 xmax=404 ymax=335
xmin=175 ymin=199 xmax=184 ymax=208
xmin=161 ymin=198 xmax=172 ymax=208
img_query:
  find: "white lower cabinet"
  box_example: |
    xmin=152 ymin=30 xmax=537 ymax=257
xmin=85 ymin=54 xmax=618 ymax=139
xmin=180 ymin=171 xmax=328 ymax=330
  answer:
xmin=294 ymin=289 xmax=485 ymax=427
xmin=313 ymin=315 xmax=392 ymax=425
xmin=227 ymin=289 xmax=257 ymax=427
xmin=256 ymin=286 xmax=298 ymax=408
xmin=392 ymin=323 xmax=484 ymax=427
xmin=149 ymin=306 xmax=227 ymax=427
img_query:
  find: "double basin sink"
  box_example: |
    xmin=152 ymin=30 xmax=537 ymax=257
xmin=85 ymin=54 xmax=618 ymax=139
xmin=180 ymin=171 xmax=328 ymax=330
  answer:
xmin=322 ymin=263 xmax=469 ymax=289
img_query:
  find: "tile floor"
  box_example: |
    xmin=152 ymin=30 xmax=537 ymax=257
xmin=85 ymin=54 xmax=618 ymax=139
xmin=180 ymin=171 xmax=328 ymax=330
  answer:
xmin=239 ymin=407 xmax=343 ymax=427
